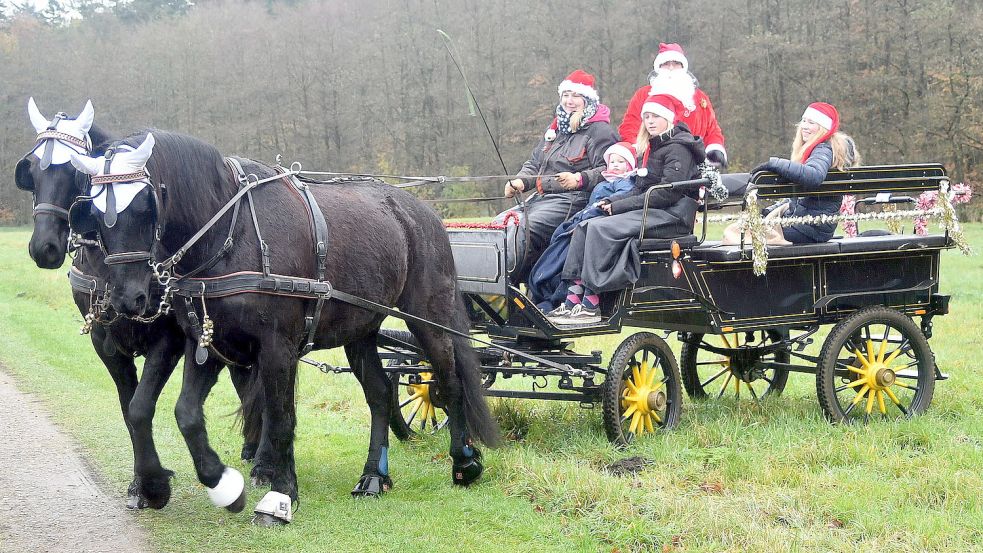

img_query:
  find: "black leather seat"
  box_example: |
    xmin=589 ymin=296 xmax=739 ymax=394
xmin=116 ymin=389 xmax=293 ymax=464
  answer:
xmin=639 ymin=234 xmax=699 ymax=252
xmin=832 ymin=234 xmax=951 ymax=253
xmin=690 ymin=241 xmax=841 ymax=262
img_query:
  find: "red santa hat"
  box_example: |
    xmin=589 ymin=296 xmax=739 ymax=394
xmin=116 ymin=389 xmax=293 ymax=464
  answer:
xmin=640 ymin=94 xmax=681 ymax=126
xmin=637 ymin=95 xmax=684 ymax=177
xmin=653 ymin=43 xmax=689 ymax=72
xmin=800 ymin=102 xmax=840 ymax=160
xmin=557 ymin=69 xmax=599 ymax=102
xmin=603 ymin=142 xmax=638 ymax=172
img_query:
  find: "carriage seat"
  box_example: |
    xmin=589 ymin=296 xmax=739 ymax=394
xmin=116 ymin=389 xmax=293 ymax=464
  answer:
xmin=831 ymin=233 xmax=951 ymax=253
xmin=688 ymin=241 xmax=840 ymax=262
xmin=639 ymin=234 xmax=699 ymax=252
xmin=688 ymin=233 xmax=951 ymax=262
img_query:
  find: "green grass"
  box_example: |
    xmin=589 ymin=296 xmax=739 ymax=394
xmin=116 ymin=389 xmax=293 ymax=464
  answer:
xmin=1 ymin=225 xmax=981 ymax=552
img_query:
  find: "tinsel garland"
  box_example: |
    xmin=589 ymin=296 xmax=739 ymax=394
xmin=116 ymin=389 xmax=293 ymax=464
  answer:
xmin=704 ymin=182 xmax=973 ymax=276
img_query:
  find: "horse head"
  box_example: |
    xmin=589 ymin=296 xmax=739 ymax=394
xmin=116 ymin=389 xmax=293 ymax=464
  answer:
xmin=70 ymin=132 xmax=159 ymax=316
xmin=17 ymin=97 xmax=105 ymax=268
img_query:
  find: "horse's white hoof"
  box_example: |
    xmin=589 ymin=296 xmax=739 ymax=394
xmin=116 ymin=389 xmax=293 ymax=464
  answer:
xmin=206 ymin=467 xmax=245 ymax=508
xmin=253 ymin=491 xmax=292 ymax=524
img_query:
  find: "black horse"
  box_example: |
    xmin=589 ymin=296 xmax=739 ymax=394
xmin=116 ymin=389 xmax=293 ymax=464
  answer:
xmin=15 ymin=100 xmax=266 ymax=510
xmin=70 ymin=129 xmax=499 ymax=525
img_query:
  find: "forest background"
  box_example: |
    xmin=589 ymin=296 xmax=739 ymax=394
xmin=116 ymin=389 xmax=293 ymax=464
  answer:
xmin=1 ymin=0 xmax=981 ymax=223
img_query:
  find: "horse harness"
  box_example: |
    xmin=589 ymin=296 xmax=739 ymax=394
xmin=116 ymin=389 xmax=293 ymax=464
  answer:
xmin=28 ymin=116 xmax=93 ymax=223
xmin=69 ymin=156 xmax=583 ymax=375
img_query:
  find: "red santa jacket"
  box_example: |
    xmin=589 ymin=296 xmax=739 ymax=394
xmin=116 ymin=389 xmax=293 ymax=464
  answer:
xmin=619 ymin=85 xmax=726 ymax=161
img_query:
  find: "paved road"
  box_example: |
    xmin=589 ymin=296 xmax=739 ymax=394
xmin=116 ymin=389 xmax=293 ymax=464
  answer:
xmin=0 ymin=367 xmax=152 ymax=553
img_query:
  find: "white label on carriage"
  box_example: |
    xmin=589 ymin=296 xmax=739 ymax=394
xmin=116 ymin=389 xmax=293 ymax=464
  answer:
xmin=875 ymin=192 xmax=892 ymax=203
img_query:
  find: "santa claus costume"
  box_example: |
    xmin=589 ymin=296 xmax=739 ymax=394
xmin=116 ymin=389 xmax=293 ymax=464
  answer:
xmin=618 ymin=43 xmax=727 ymax=168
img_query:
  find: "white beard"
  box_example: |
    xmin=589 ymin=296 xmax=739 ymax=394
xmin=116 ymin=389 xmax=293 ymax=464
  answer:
xmin=649 ymin=70 xmax=697 ymax=112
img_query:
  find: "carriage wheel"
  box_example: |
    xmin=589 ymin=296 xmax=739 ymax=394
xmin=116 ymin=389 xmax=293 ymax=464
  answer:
xmin=602 ymin=332 xmax=682 ymax=447
xmin=817 ymin=306 xmax=935 ymax=423
xmin=379 ymin=329 xmax=449 ymax=441
xmin=680 ymin=330 xmax=790 ymax=401
xmin=388 ymin=364 xmax=449 ymax=440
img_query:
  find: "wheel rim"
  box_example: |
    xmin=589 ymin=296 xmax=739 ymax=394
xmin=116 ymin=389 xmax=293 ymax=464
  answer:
xmin=688 ymin=332 xmax=787 ymax=400
xmin=620 ymin=347 xmax=672 ymax=440
xmin=395 ymin=368 xmax=448 ymax=434
xmin=830 ymin=322 xmax=925 ymax=421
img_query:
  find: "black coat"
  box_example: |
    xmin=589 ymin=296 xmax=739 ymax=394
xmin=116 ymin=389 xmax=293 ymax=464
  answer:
xmin=608 ymin=123 xmax=706 ymax=214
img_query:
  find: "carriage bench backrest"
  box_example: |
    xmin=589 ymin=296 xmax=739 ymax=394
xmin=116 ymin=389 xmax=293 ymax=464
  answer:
xmin=747 ymin=163 xmax=948 ymax=201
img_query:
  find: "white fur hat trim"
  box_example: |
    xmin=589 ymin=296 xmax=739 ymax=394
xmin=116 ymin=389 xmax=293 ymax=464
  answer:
xmin=802 ymin=107 xmax=834 ymax=130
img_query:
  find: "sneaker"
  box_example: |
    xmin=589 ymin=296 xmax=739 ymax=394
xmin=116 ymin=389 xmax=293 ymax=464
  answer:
xmin=551 ymin=304 xmax=602 ymax=325
xmin=546 ymin=304 xmax=573 ymax=318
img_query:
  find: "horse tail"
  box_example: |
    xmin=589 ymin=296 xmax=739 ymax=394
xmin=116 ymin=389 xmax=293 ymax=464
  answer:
xmin=451 ymin=293 xmax=501 ymax=448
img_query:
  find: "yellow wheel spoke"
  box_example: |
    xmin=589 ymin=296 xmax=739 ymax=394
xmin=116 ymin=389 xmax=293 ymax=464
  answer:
xmin=884 ymin=387 xmax=902 ymax=406
xmin=623 ymin=403 xmax=639 ymax=418
xmin=852 ymin=384 xmax=870 ymax=405
xmin=653 ymin=410 xmax=663 ymax=424
xmin=865 ymin=387 xmax=876 ymax=414
xmin=845 ymin=379 xmax=867 ymax=389
xmin=894 ymin=380 xmax=912 ymax=389
xmin=853 ymin=349 xmax=872 ymax=369
xmin=877 ymin=338 xmax=888 ymax=363
xmin=632 ymin=365 xmax=641 ymax=387
xmin=629 ymin=411 xmax=641 ymax=435
xmin=647 ymin=365 xmax=658 ymax=387
xmin=865 ymin=339 xmax=876 ymax=364
xmin=883 ymin=348 xmax=903 ymax=367
xmin=877 ymin=389 xmax=887 ymax=414
xmin=644 ymin=413 xmax=655 ymax=433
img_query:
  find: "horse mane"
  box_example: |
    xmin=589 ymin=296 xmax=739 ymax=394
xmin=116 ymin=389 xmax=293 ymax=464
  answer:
xmin=120 ymin=129 xmax=234 ymax=238
xmin=88 ymin=122 xmax=115 ymax=154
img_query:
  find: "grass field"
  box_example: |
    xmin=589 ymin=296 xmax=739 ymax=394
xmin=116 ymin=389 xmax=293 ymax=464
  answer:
xmin=0 ymin=225 xmax=981 ymax=552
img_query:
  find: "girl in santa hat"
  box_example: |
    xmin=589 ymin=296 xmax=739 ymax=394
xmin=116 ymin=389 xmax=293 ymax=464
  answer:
xmin=751 ymin=102 xmax=861 ymax=244
xmin=551 ymin=94 xmax=706 ymax=324
xmin=528 ymin=141 xmax=640 ymax=313
xmin=497 ymin=69 xmax=619 ymax=285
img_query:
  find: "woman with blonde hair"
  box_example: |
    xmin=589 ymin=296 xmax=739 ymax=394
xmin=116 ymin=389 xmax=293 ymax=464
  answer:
xmin=752 ymin=102 xmax=860 ymax=243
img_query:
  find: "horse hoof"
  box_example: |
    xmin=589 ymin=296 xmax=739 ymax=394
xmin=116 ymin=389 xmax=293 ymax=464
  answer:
xmin=240 ymin=443 xmax=258 ymax=463
xmin=250 ymin=465 xmax=273 ymax=488
xmin=251 ymin=512 xmax=288 ymax=527
xmin=226 ymin=489 xmax=247 ymax=513
xmin=350 ymin=474 xmax=392 ymax=498
xmin=140 ymin=470 xmax=174 ymax=510
xmin=452 ymin=458 xmax=483 ymax=487
xmin=126 ymin=492 xmax=148 ymax=510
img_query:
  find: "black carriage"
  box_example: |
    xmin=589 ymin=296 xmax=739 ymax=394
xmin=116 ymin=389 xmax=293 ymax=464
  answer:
xmin=379 ymin=163 xmax=956 ymax=446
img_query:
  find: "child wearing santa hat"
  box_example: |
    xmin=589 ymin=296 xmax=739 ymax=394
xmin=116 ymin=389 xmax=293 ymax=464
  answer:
xmin=750 ymin=102 xmax=861 ymax=244
xmin=550 ymin=94 xmax=706 ymax=324
xmin=528 ymin=141 xmax=640 ymax=313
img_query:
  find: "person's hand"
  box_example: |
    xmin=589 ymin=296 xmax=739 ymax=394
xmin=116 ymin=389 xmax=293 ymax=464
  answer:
xmin=751 ymin=162 xmax=771 ymax=174
xmin=504 ymin=179 xmax=525 ymax=198
xmin=556 ymin=172 xmax=581 ymax=190
xmin=706 ymin=150 xmax=727 ymax=170
xmin=599 ymin=201 xmax=613 ymax=215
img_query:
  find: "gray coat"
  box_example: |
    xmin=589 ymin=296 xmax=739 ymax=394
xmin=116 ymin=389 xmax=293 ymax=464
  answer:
xmin=515 ymin=118 xmax=619 ymax=196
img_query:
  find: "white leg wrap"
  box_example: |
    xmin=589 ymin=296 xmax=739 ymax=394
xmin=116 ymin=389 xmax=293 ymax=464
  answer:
xmin=206 ymin=467 xmax=244 ymax=508
xmin=254 ymin=491 xmax=293 ymax=523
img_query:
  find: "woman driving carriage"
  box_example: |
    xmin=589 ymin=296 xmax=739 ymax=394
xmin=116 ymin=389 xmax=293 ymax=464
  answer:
xmin=500 ymin=69 xmax=619 ymax=284
xmin=750 ymin=102 xmax=861 ymax=244
xmin=549 ymin=94 xmax=706 ymax=324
